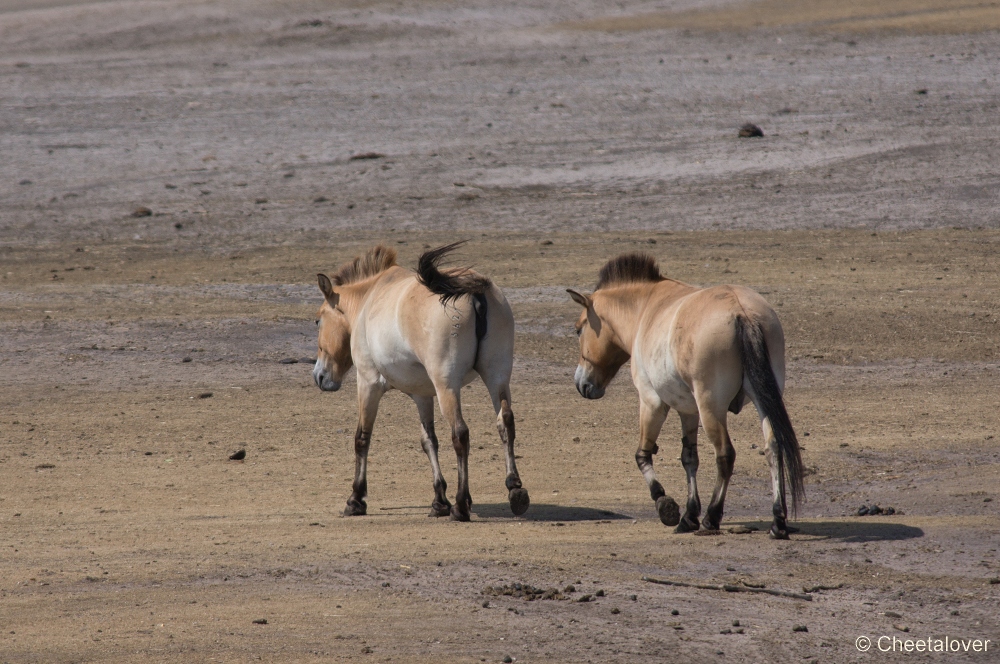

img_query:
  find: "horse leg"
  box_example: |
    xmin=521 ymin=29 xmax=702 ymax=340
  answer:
xmin=486 ymin=382 xmax=529 ymax=516
xmin=635 ymin=398 xmax=680 ymax=527
xmin=698 ymin=408 xmax=736 ymax=531
xmin=437 ymin=387 xmax=472 ymax=522
xmin=763 ymin=416 xmax=792 ymax=539
xmin=344 ymin=380 xmax=384 ymax=517
xmin=414 ymin=395 xmax=451 ymax=517
xmin=675 ymin=412 xmax=703 ymax=533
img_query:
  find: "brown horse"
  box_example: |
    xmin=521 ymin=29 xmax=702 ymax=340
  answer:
xmin=314 ymin=242 xmax=529 ymax=521
xmin=568 ymin=253 xmax=804 ymax=539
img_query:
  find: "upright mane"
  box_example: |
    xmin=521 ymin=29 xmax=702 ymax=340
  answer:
xmin=595 ymin=253 xmax=664 ymax=290
xmin=331 ymin=245 xmax=398 ymax=286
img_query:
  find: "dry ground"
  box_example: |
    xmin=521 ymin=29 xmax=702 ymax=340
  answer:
xmin=2 ymin=0 xmax=1000 ymax=662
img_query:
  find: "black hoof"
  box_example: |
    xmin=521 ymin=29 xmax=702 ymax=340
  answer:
xmin=450 ymin=504 xmax=471 ymax=522
xmin=429 ymin=501 xmax=452 ymax=517
xmin=343 ymin=499 xmax=367 ymax=517
xmin=769 ymin=525 xmax=790 ymax=540
xmin=656 ymin=496 xmax=680 ymax=527
xmin=508 ymin=488 xmax=530 ymax=516
xmin=674 ymin=514 xmax=700 ymax=534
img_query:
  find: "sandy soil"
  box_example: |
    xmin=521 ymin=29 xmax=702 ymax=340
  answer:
xmin=2 ymin=1 xmax=1000 ymax=662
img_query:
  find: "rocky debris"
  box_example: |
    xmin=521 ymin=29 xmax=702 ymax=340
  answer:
xmin=252 ymin=618 xmax=268 ymax=625
xmin=793 ymin=625 xmax=808 ymax=632
xmin=482 ymin=583 xmax=566 ymax=601
xmin=131 ymin=206 xmax=153 ymax=217
xmin=738 ymin=123 xmax=764 ymax=138
xmin=350 ymin=152 xmax=385 ymax=160
xmin=229 ymin=449 xmax=246 ymax=461
xmin=856 ymin=504 xmax=899 ymax=516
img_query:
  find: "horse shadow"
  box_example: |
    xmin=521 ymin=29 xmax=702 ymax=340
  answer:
xmin=472 ymin=503 xmax=633 ymax=522
xmin=730 ymin=519 xmax=925 ymax=542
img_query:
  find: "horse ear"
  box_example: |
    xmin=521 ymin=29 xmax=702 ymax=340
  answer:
xmin=317 ymin=273 xmax=339 ymax=306
xmin=567 ymin=289 xmax=592 ymax=309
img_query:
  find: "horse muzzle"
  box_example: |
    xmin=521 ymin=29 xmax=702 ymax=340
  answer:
xmin=574 ymin=365 xmax=605 ymax=400
xmin=313 ymin=361 xmax=342 ymax=392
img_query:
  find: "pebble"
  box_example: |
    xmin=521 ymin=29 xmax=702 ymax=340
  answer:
xmin=793 ymin=625 xmax=808 ymax=632
xmin=610 ymin=608 xmax=620 ymax=615
xmin=182 ymin=357 xmax=192 ymax=363
xmin=252 ymin=618 xmax=268 ymax=625
xmin=671 ymin=609 xmax=679 ymax=616
xmin=502 ymin=656 xmax=513 ymax=663
xmin=131 ymin=206 xmax=153 ymax=217
xmin=738 ymin=123 xmax=764 ymax=138
xmin=228 ymin=449 xmax=246 ymax=461
xmin=279 ymin=358 xmax=298 ymax=364
xmin=595 ymin=589 xmax=605 ymax=597
xmin=894 ymin=624 xmax=910 ymax=633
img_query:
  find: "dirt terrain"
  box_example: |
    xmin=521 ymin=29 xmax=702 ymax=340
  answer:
xmin=2 ymin=1 xmax=1000 ymax=662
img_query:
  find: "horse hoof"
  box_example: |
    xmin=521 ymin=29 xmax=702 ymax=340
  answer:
xmin=429 ymin=502 xmax=452 ymax=517
xmin=450 ymin=505 xmax=471 ymax=522
xmin=674 ymin=515 xmax=700 ymax=534
xmin=656 ymin=496 xmax=680 ymax=527
xmin=343 ymin=500 xmax=367 ymax=517
xmin=769 ymin=525 xmax=790 ymax=540
xmin=508 ymin=488 xmax=530 ymax=516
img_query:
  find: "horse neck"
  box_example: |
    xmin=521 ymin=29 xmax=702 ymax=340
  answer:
xmin=338 ymin=276 xmax=381 ymax=331
xmin=596 ymin=281 xmax=670 ymax=352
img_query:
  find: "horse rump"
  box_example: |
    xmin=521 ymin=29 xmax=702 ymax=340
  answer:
xmin=417 ymin=241 xmax=491 ymax=341
xmin=734 ymin=315 xmax=805 ymax=513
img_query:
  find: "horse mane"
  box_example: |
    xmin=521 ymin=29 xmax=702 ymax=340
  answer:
xmin=595 ymin=252 xmax=664 ymax=290
xmin=331 ymin=245 xmax=398 ymax=286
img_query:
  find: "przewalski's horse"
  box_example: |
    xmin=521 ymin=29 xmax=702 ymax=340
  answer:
xmin=567 ymin=253 xmax=804 ymax=539
xmin=313 ymin=242 xmax=529 ymax=521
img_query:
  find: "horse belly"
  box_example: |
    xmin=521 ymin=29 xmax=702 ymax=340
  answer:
xmin=657 ymin=373 xmax=698 ymax=414
xmin=376 ymin=359 xmax=436 ymax=397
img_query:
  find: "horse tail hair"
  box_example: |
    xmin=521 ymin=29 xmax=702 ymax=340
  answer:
xmin=735 ymin=315 xmax=805 ymax=515
xmin=418 ymin=241 xmax=491 ymax=302
xmin=417 ymin=240 xmax=491 ymax=342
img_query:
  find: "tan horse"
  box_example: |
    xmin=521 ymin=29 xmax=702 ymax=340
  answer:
xmin=568 ymin=253 xmax=804 ymax=539
xmin=314 ymin=242 xmax=529 ymax=521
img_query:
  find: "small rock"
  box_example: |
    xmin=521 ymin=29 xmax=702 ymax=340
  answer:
xmin=738 ymin=123 xmax=764 ymax=138
xmin=313 ymin=196 xmax=329 ymax=203
xmin=671 ymin=609 xmax=679 ymax=616
xmin=252 ymin=618 xmax=268 ymax=625
xmin=182 ymin=357 xmax=192 ymax=363
xmin=916 ymin=88 xmax=928 ymax=95
xmin=482 ymin=601 xmax=490 ymax=608
xmin=629 ymin=594 xmax=637 ymax=601
xmin=720 ymin=628 xmax=732 ymax=634
xmin=350 ymin=152 xmax=386 ymax=160
xmin=893 ymin=624 xmax=910 ymax=633
xmin=578 ymin=594 xmax=593 ymax=603
xmin=362 ymin=646 xmax=373 ymax=653
xmin=18 ymin=179 xmax=32 ymax=185
xmin=381 ymin=582 xmax=390 ymax=587
xmin=733 ymin=620 xmax=741 ymax=627
xmin=279 ymin=358 xmax=298 ymax=364
xmin=174 ymin=222 xmax=183 ymax=229
xmin=884 ymin=611 xmax=902 ymax=619
xmin=793 ymin=625 xmax=808 ymax=632
xmin=229 ymin=449 xmax=246 ymax=461
xmin=563 ymin=585 xmax=575 ymax=593
xmin=131 ymin=206 xmax=153 ymax=217
xmin=989 ymin=578 xmax=1000 ymax=585
xmin=857 ymin=505 xmax=869 ymax=516
xmin=736 ymin=628 xmax=744 ymax=634
xmin=610 ymin=608 xmax=620 ymax=615
xmin=255 ymin=198 xmax=268 ymax=204
xmin=198 ymin=392 xmax=213 ymax=399
xmin=540 ymin=240 xmax=553 ymax=245
xmin=868 ymin=504 xmax=883 ymax=515
xmin=502 ymin=656 xmax=513 ymax=663
xmin=595 ymin=589 xmax=605 ymax=597
xmin=884 ymin=506 xmax=896 ymax=515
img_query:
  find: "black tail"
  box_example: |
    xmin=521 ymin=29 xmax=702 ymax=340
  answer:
xmin=417 ymin=241 xmax=490 ymax=341
xmin=735 ymin=316 xmax=805 ymax=514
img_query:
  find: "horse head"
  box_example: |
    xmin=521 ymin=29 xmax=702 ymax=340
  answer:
xmin=567 ymin=289 xmax=630 ymax=400
xmin=314 ymin=273 xmax=353 ymax=392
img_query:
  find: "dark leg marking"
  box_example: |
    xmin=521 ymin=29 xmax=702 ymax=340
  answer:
xmin=675 ymin=434 xmax=702 ymax=533
xmin=344 ymin=425 xmax=370 ymax=516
